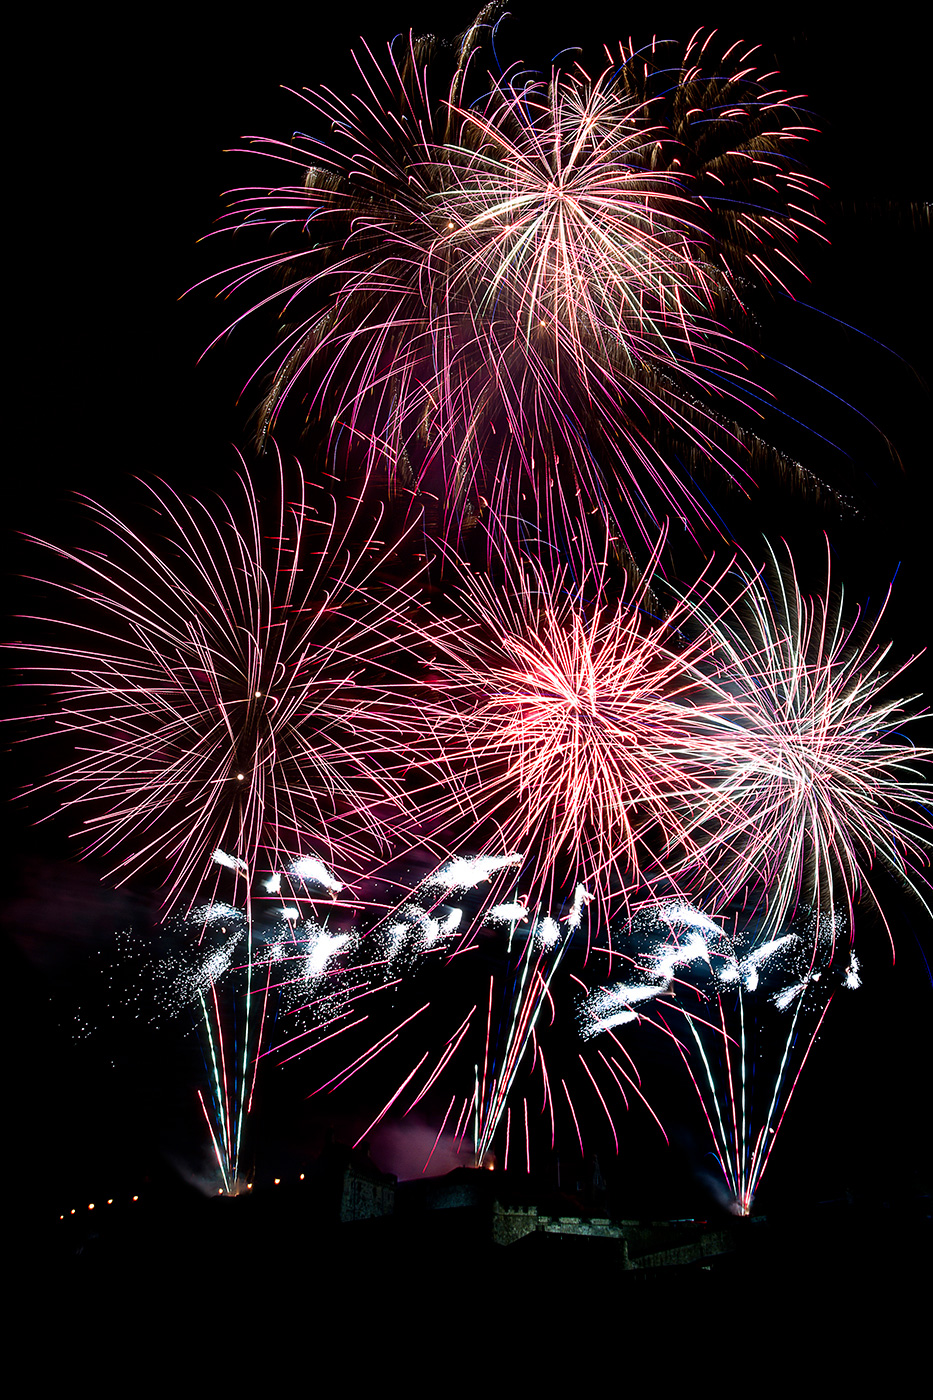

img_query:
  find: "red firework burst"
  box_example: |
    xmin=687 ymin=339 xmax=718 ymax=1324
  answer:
xmin=405 ymin=527 xmax=730 ymax=915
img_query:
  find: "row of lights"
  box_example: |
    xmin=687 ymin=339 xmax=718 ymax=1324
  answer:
xmin=60 ymin=1196 xmax=139 ymax=1219
xmin=63 ymin=1170 xmax=314 ymax=1214
xmin=217 ymin=1171 xmax=312 ymax=1195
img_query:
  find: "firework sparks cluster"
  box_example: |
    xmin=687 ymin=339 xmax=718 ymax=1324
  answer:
xmin=208 ymin=17 xmax=825 ymax=544
xmin=16 ymin=8 xmax=930 ymax=1210
xmin=579 ymin=900 xmax=860 ymax=1211
xmin=19 ymin=465 xmax=419 ymax=914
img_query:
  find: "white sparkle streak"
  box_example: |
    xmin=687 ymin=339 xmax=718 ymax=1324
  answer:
xmin=192 ymin=901 xmax=241 ymax=924
xmin=580 ymin=982 xmax=665 ymax=1039
xmin=291 ymin=857 xmax=344 ymax=893
xmin=533 ymin=916 xmax=561 ymax=949
xmin=487 ymin=900 xmax=529 ymax=924
xmin=426 ymin=853 xmax=524 ymax=892
xmin=651 ymin=931 xmax=710 ymax=983
xmin=302 ymin=929 xmax=350 ymax=979
xmin=773 ymin=980 xmax=808 ymax=1012
xmin=213 ymin=849 xmax=248 ymax=872
xmin=657 ymin=902 xmax=724 ymax=940
xmin=566 ymin=885 xmax=594 ymax=930
xmin=739 ymin=934 xmax=797 ymax=991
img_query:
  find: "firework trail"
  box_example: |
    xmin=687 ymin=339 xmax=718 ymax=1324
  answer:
xmin=84 ymin=859 xmax=353 ymax=1194
xmin=398 ymin=524 xmax=735 ymax=927
xmin=609 ymin=29 xmax=826 ymax=299
xmin=465 ymin=881 xmax=576 ymax=1167
xmin=249 ymin=845 xmax=657 ymax=1174
xmin=14 ymin=459 xmax=420 ymax=915
xmin=23 ymin=11 xmax=926 ymax=1205
xmin=196 ymin=850 xmax=358 ymax=1191
xmin=23 ymin=498 xmax=927 ymax=1187
xmin=13 ymin=461 xmax=429 ymax=1184
xmin=81 ymin=908 xmax=253 ymax=1192
xmin=204 ymin=12 xmax=823 ymax=545
xmin=579 ymin=899 xmax=861 ymax=1213
xmin=666 ymin=541 xmax=933 ymax=952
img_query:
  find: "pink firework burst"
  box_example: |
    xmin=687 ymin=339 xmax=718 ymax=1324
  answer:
xmin=405 ymin=528 xmax=731 ymax=920
xmin=14 ymin=461 xmax=420 ymax=914
xmin=438 ymin=67 xmax=731 ymax=375
xmin=672 ymin=541 xmax=933 ymax=950
xmin=202 ymin=17 xmax=822 ymax=546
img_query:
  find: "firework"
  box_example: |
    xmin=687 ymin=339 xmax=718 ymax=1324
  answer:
xmin=401 ymin=526 xmax=734 ymax=925
xmin=244 ymin=843 xmax=659 ymax=1173
xmin=579 ymin=900 xmax=859 ymax=1213
xmin=85 ymin=861 xmax=356 ymax=1195
xmin=19 ymin=9 xmax=929 ymax=1230
xmin=204 ymin=14 xmax=822 ymax=545
xmin=15 ymin=461 xmax=420 ymax=914
xmin=611 ymin=29 xmax=826 ymax=299
xmin=669 ymin=542 xmax=933 ymax=951
xmin=14 ymin=462 xmax=429 ymax=1182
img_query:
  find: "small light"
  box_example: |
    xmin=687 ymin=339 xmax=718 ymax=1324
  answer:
xmin=88 ymin=1203 xmax=95 ymax=1210
xmin=274 ymin=1178 xmax=281 ymax=1186
xmin=236 ymin=772 xmax=245 ymax=781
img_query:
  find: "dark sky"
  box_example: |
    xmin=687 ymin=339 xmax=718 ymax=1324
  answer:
xmin=7 ymin=3 xmax=931 ymax=1222
xmin=17 ymin=6 xmax=930 ymax=581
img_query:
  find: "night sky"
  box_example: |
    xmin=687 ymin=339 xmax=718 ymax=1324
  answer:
xmin=7 ymin=3 xmax=931 ymax=1234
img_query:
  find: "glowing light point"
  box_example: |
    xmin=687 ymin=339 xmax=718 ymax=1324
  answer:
xmin=533 ymin=915 xmax=561 ymax=949
xmin=488 ymin=900 xmax=529 ymax=924
xmin=565 ymin=885 xmax=594 ymax=930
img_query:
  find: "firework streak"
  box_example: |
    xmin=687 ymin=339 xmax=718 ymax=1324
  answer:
xmin=205 ymin=23 xmax=824 ymax=546
xmin=665 ymin=541 xmax=933 ymax=952
xmin=16 ymin=464 xmax=421 ymax=914
xmin=579 ymin=900 xmax=860 ymax=1212
xmin=394 ymin=525 xmax=739 ymax=928
xmin=24 ymin=512 xmax=931 ymax=1187
xmin=17 ymin=9 xmax=931 ymax=1200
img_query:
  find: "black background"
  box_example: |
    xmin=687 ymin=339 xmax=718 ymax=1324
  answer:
xmin=7 ymin=3 xmax=930 ymax=1228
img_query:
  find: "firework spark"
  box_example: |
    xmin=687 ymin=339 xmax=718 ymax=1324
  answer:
xmin=580 ymin=900 xmax=859 ymax=1213
xmin=14 ymin=461 xmax=419 ymax=913
xmin=670 ymin=541 xmax=933 ymax=951
xmin=611 ymin=28 xmax=827 ymax=297
xmin=246 ymin=846 xmax=657 ymax=1172
xmin=404 ymin=527 xmax=733 ymax=922
xmin=204 ymin=14 xmax=822 ymax=544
